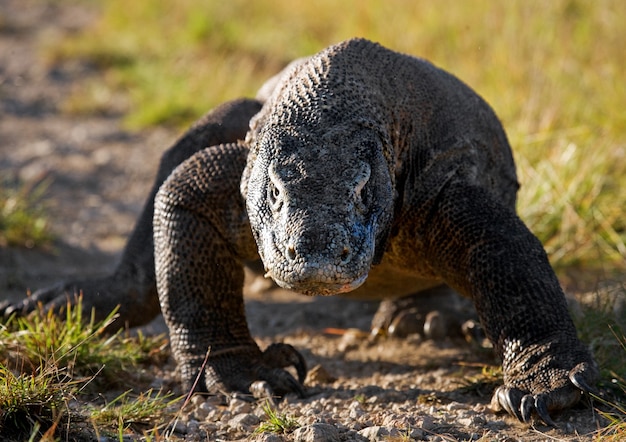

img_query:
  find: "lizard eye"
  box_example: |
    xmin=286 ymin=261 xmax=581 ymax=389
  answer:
xmin=354 ymin=163 xmax=371 ymax=215
xmin=267 ymin=162 xmax=286 ymax=213
xmin=268 ymin=181 xmax=282 ymax=211
xmin=355 ymin=183 xmax=371 ymax=215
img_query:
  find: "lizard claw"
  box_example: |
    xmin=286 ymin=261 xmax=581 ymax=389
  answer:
xmin=493 ymin=386 xmax=525 ymax=422
xmin=492 ymin=360 xmax=598 ymax=426
xmin=569 ymin=362 xmax=598 ymax=395
xmin=519 ymin=394 xmax=557 ymax=427
xmin=493 ymin=386 xmax=557 ymax=426
xmin=534 ymin=395 xmax=557 ymax=427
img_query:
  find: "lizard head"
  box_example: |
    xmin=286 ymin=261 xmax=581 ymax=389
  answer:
xmin=244 ymin=121 xmax=395 ymax=296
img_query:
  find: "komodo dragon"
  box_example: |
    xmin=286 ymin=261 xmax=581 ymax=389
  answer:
xmin=4 ymin=38 xmax=597 ymax=425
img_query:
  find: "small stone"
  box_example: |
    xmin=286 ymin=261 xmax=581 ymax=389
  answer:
xmin=417 ymin=415 xmax=437 ymax=431
xmin=358 ymin=426 xmax=400 ymax=441
xmin=349 ymin=407 xmax=366 ymax=419
xmin=337 ymin=328 xmax=367 ymax=352
xmin=228 ymin=412 xmax=260 ymax=431
xmin=486 ymin=419 xmax=507 ymax=430
xmin=186 ymin=419 xmax=200 ymax=434
xmin=293 ymin=423 xmax=341 ymax=442
xmin=205 ymin=395 xmax=224 ymax=406
xmin=190 ymin=394 xmax=206 ymax=407
xmin=250 ymin=433 xmax=285 ymax=442
xmin=446 ymin=401 xmax=465 ymax=411
xmin=193 ymin=405 xmax=210 ymax=421
xmin=305 ymin=364 xmax=337 ymax=384
xmin=304 ymin=407 xmax=321 ymax=416
xmin=229 ymin=397 xmax=253 ymax=414
xmin=171 ymin=420 xmax=187 ymax=434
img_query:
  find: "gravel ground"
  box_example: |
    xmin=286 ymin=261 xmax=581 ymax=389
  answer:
xmin=0 ymin=1 xmax=615 ymax=441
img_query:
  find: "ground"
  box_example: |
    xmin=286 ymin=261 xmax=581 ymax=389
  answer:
xmin=0 ymin=1 xmax=611 ymax=440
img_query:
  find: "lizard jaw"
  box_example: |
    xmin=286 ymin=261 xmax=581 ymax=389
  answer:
xmin=265 ymin=269 xmax=368 ymax=296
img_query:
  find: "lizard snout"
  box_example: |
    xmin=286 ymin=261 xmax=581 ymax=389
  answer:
xmin=269 ymin=220 xmax=373 ymax=295
xmin=284 ymin=222 xmax=354 ymax=267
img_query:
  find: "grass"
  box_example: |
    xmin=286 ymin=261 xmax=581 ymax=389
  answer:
xmin=0 ymin=297 xmax=174 ymax=440
xmin=0 ymin=176 xmax=53 ymax=249
xmin=574 ymin=292 xmax=626 ymax=440
xmin=90 ymin=389 xmax=181 ymax=438
xmin=44 ymin=0 xmax=626 ymax=275
xmin=255 ymin=401 xmax=300 ymax=435
xmin=591 ymin=326 xmax=626 ymax=440
xmin=0 ymin=363 xmax=77 ymax=438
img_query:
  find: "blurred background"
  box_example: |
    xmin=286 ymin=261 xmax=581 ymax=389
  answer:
xmin=2 ymin=0 xmax=625 ymax=285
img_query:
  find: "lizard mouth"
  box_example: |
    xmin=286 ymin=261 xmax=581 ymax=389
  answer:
xmin=267 ymin=271 xmax=369 ymax=296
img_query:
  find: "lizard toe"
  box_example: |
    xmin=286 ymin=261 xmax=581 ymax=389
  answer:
xmin=519 ymin=394 xmax=557 ymax=427
xmin=3 ymin=277 xmax=159 ymax=327
xmin=493 ymin=363 xmax=597 ymax=426
xmin=2 ymin=282 xmax=65 ymax=318
xmin=202 ymin=343 xmax=307 ymax=401
xmin=370 ymin=286 xmax=477 ymax=339
xmin=492 ymin=385 xmax=525 ymax=421
xmin=262 ymin=342 xmax=308 ymax=383
xmin=569 ymin=362 xmax=598 ymax=394
xmin=255 ymin=366 xmax=307 ymax=398
xmin=535 ymin=394 xmax=557 ymax=427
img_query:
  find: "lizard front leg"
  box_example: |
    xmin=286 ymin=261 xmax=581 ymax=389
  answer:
xmin=408 ymin=178 xmax=598 ymax=425
xmin=154 ymin=143 xmax=306 ymax=397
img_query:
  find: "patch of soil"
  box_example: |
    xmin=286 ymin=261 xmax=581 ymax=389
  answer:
xmin=0 ymin=1 xmax=611 ymax=440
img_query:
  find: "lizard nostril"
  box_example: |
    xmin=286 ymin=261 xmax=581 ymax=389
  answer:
xmin=339 ymin=246 xmax=352 ymax=264
xmin=286 ymin=244 xmax=297 ymax=261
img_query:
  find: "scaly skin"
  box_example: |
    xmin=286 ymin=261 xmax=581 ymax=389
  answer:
xmin=4 ymin=39 xmax=597 ymax=425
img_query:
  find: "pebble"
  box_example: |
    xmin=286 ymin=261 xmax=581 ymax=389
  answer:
xmin=228 ymin=412 xmax=260 ymax=431
xmin=358 ymin=425 xmax=400 ymax=441
xmin=305 ymin=364 xmax=337 ymax=384
xmin=293 ymin=423 xmax=341 ymax=442
xmin=229 ymin=397 xmax=253 ymax=414
xmin=486 ymin=419 xmax=507 ymax=431
xmin=251 ymin=433 xmax=285 ymax=442
xmin=193 ymin=401 xmax=214 ymax=420
xmin=417 ymin=415 xmax=437 ymax=431
xmin=190 ymin=394 xmax=206 ymax=407
xmin=171 ymin=420 xmax=187 ymax=435
xmin=337 ymin=328 xmax=367 ymax=352
xmin=186 ymin=419 xmax=200 ymax=434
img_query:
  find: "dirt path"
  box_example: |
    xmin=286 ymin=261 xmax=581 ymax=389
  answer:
xmin=0 ymin=0 xmax=175 ymax=300
xmin=0 ymin=1 xmax=610 ymax=440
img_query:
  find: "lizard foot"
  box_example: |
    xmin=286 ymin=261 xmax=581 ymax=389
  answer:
xmin=370 ymin=285 xmax=479 ymax=340
xmin=201 ymin=343 xmax=307 ymax=401
xmin=492 ymin=349 xmax=598 ymax=426
xmin=1 ymin=277 xmax=159 ymax=328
